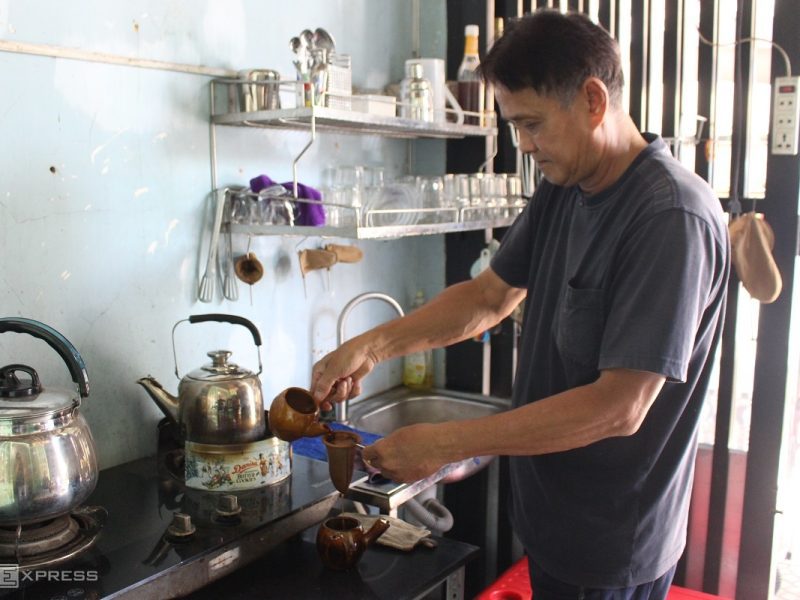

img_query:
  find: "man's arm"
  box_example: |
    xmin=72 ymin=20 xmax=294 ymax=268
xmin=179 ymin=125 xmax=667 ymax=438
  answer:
xmin=364 ymin=368 xmax=666 ymax=482
xmin=311 ymin=268 xmax=526 ymax=406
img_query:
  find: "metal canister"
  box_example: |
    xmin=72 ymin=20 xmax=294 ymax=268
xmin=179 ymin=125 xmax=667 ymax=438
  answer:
xmin=238 ymin=69 xmax=281 ymax=111
xmin=184 ymin=437 xmax=291 ymax=491
xmin=399 ymin=62 xmax=434 ymax=122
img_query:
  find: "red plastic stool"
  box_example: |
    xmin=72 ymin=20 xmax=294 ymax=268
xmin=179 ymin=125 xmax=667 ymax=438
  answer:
xmin=476 ymin=557 xmax=532 ymax=600
xmin=667 ymin=586 xmax=730 ymax=599
xmin=477 ymin=557 xmax=727 ymax=600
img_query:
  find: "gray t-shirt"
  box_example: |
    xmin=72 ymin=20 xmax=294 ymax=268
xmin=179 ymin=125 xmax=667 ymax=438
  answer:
xmin=491 ymin=134 xmax=730 ymax=588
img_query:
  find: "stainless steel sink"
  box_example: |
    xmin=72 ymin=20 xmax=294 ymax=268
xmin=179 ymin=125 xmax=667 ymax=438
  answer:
xmin=348 ymin=386 xmax=510 ymax=484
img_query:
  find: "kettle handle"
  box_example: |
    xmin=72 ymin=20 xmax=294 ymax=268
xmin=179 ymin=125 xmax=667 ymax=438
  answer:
xmin=187 ymin=314 xmax=262 ymax=346
xmin=171 ymin=314 xmax=263 ymax=379
xmin=0 ymin=318 xmax=90 ymax=398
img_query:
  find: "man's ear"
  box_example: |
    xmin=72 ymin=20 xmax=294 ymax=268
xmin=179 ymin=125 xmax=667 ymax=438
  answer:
xmin=583 ymin=77 xmax=609 ymax=126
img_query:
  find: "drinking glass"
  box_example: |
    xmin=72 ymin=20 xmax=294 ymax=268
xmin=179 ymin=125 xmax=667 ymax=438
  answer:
xmin=467 ymin=174 xmax=484 ymax=221
xmin=230 ymin=189 xmax=252 ymax=225
xmin=507 ymin=175 xmax=526 ymax=215
xmin=454 ymin=174 xmax=471 ymax=221
xmin=361 ymin=167 xmax=386 ymax=226
xmin=419 ymin=176 xmax=444 ymax=223
xmin=493 ymin=173 xmax=509 ymax=219
xmin=321 ymin=166 xmax=364 ymax=227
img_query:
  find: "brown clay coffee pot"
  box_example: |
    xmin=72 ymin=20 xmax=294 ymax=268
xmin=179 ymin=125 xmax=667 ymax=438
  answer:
xmin=316 ymin=515 xmax=390 ymax=570
xmin=268 ymin=387 xmax=329 ymax=442
xmin=269 ymin=388 xmax=367 ymax=494
xmin=322 ymin=430 xmax=364 ymax=494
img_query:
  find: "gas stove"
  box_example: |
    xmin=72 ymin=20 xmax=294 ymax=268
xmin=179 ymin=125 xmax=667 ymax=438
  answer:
xmin=0 ymin=508 xmax=105 ymax=571
xmin=0 ymin=423 xmax=339 ymax=599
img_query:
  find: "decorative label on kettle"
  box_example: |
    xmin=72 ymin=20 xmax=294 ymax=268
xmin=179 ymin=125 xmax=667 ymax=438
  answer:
xmin=184 ymin=438 xmax=291 ymax=491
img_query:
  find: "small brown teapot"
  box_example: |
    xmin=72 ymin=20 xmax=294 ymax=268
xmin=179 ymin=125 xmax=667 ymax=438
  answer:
xmin=316 ymin=515 xmax=390 ymax=570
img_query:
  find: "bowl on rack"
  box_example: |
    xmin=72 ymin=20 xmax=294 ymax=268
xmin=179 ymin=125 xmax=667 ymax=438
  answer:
xmin=362 ymin=183 xmax=421 ymax=228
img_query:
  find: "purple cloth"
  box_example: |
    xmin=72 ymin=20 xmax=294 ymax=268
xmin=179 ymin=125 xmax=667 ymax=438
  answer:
xmin=281 ymin=181 xmax=325 ymax=226
xmin=249 ymin=174 xmax=276 ymax=193
xmin=249 ymin=175 xmax=325 ymax=227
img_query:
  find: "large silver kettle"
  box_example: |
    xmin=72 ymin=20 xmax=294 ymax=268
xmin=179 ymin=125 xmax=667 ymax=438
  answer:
xmin=137 ymin=314 xmax=266 ymax=445
xmin=0 ymin=318 xmax=98 ymax=526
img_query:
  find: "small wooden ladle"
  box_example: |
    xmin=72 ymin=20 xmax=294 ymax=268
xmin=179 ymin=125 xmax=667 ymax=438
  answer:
xmin=234 ymin=252 xmax=264 ymax=304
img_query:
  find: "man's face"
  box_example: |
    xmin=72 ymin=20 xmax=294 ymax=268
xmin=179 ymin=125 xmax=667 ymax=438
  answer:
xmin=495 ymin=84 xmax=593 ymax=188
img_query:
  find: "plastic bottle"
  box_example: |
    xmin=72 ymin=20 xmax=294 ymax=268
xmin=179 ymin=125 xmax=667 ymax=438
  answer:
xmin=403 ymin=291 xmax=434 ymax=389
xmin=457 ymin=24 xmax=485 ymax=125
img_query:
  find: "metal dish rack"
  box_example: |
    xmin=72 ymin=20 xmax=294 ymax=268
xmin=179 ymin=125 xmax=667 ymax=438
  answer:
xmin=209 ymin=77 xmax=516 ymax=240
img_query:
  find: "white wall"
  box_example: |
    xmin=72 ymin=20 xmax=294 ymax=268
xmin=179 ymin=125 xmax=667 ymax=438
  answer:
xmin=0 ymin=1 xmax=447 ymax=468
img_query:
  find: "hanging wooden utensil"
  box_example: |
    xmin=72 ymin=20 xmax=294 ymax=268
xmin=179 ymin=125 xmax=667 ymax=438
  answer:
xmin=234 ymin=251 xmax=264 ymax=305
xmin=298 ymin=249 xmax=337 ymax=296
xmin=298 ymin=248 xmax=337 ymax=274
xmin=324 ymin=244 xmax=363 ymax=264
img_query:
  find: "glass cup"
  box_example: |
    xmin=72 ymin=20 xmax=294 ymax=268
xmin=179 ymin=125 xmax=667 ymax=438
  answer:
xmin=507 ymin=175 xmax=525 ymax=215
xmin=230 ymin=189 xmax=253 ymax=225
xmin=493 ymin=173 xmax=509 ymax=219
xmin=419 ymin=176 xmax=444 ymax=223
xmin=321 ymin=166 xmax=364 ymax=227
xmin=467 ymin=174 xmax=484 ymax=221
xmin=255 ymin=184 xmax=293 ymax=225
xmin=361 ymin=166 xmax=386 ymax=225
xmin=480 ymin=175 xmax=497 ymax=220
xmin=454 ymin=174 xmax=471 ymax=221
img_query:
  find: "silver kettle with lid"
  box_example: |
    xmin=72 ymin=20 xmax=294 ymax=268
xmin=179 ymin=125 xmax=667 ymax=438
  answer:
xmin=0 ymin=318 xmax=98 ymax=525
xmin=137 ymin=314 xmax=266 ymax=445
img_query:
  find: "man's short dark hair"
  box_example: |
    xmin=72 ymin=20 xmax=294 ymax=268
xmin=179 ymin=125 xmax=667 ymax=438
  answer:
xmin=480 ymin=9 xmax=624 ymax=108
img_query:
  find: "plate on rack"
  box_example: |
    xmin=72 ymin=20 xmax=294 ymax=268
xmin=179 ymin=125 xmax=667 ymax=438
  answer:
xmin=362 ymin=183 xmax=421 ymax=227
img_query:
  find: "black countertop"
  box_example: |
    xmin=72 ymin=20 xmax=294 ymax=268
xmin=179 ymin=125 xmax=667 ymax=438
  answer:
xmin=1 ymin=453 xmax=340 ymax=599
xmin=0 ymin=452 xmax=479 ymax=600
xmin=187 ymin=531 xmax=480 ymax=600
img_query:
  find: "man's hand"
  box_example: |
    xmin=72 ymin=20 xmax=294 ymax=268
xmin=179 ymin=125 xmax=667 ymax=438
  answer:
xmin=361 ymin=423 xmax=451 ymax=483
xmin=310 ymin=340 xmax=377 ymax=410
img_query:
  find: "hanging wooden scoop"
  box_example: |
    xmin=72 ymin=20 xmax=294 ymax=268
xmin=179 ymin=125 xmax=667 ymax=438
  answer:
xmin=234 ymin=252 xmax=264 ymax=305
xmin=235 ymin=252 xmax=264 ymax=284
xmin=298 ymin=249 xmax=338 ymax=296
xmin=298 ymin=249 xmax=337 ymax=275
xmin=324 ymin=244 xmax=363 ymax=264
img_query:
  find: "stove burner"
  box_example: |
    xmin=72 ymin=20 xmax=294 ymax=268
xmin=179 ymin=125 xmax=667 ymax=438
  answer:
xmin=0 ymin=515 xmax=79 ymax=556
xmin=0 ymin=506 xmax=106 ymax=569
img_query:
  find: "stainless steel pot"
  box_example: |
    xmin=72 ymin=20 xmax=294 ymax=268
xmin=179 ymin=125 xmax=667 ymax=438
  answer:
xmin=0 ymin=318 xmax=98 ymax=526
xmin=238 ymin=69 xmax=281 ymax=111
xmin=137 ymin=314 xmax=266 ymax=445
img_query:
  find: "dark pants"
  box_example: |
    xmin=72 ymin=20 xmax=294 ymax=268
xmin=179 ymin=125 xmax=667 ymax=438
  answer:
xmin=528 ymin=558 xmax=677 ymax=600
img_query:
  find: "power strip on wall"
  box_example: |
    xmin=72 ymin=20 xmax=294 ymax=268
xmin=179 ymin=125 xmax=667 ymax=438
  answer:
xmin=771 ymin=76 xmax=800 ymax=155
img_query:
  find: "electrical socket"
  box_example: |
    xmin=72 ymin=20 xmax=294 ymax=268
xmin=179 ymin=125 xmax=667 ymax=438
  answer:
xmin=771 ymin=76 xmax=800 ymax=155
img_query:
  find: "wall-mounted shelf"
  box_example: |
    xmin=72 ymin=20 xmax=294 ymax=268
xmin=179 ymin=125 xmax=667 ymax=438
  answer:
xmin=208 ymin=77 xmax=515 ymax=242
xmin=229 ymin=214 xmax=518 ymax=241
xmin=212 ymin=105 xmax=497 ymax=139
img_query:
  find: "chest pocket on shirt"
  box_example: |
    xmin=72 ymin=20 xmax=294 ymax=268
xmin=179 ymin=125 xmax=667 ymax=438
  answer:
xmin=555 ymin=283 xmax=606 ymax=385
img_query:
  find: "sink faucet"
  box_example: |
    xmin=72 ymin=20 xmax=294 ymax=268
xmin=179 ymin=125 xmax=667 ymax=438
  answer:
xmin=335 ymin=292 xmax=405 ymax=423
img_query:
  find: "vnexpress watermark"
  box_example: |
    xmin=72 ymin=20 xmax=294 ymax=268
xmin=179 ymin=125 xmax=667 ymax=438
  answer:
xmin=0 ymin=565 xmax=98 ymax=589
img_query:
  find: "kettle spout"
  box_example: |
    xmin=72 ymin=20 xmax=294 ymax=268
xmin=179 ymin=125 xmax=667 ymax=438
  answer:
xmin=136 ymin=377 xmax=180 ymax=424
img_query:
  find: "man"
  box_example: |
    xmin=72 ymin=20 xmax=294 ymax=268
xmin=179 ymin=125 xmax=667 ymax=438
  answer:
xmin=311 ymin=10 xmax=729 ymax=599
